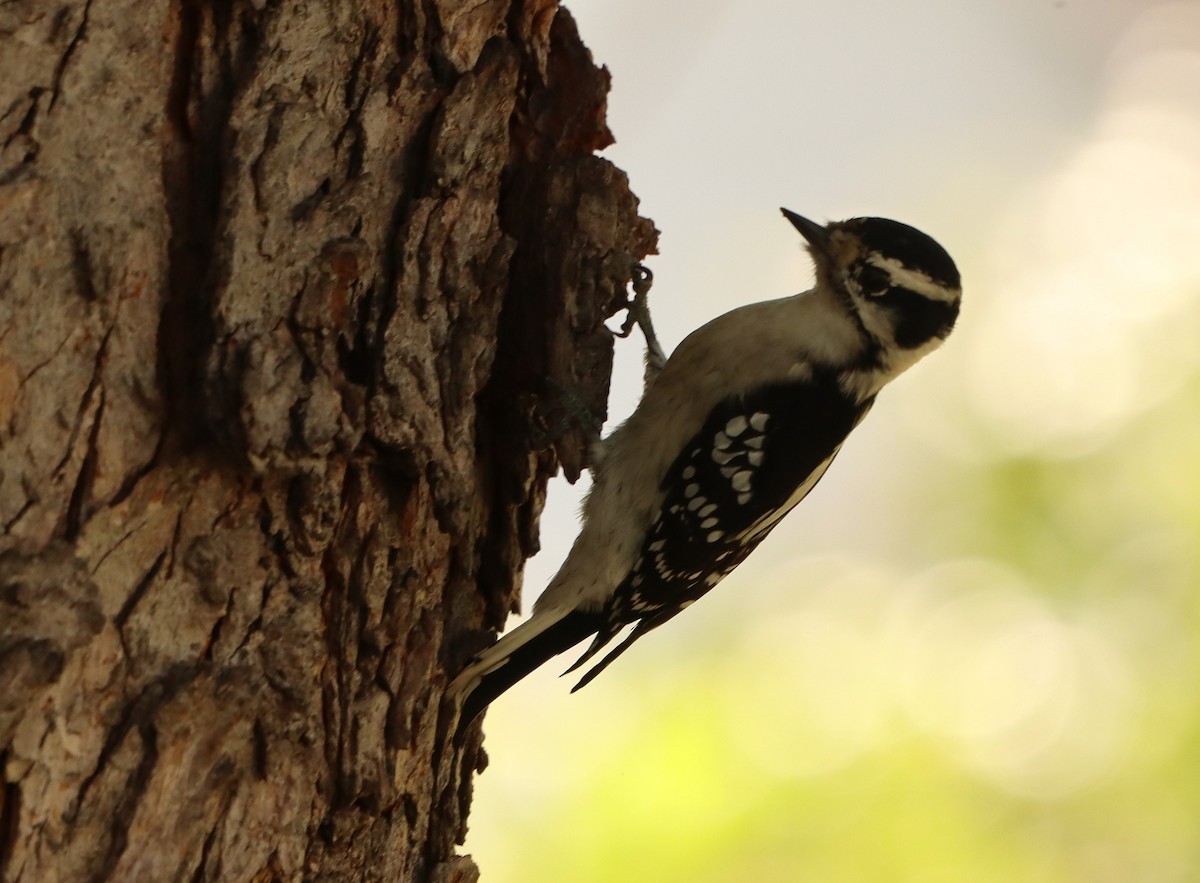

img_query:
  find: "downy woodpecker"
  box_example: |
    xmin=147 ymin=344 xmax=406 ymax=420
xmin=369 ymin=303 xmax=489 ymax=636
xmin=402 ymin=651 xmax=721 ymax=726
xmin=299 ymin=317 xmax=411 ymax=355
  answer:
xmin=450 ymin=209 xmax=961 ymax=728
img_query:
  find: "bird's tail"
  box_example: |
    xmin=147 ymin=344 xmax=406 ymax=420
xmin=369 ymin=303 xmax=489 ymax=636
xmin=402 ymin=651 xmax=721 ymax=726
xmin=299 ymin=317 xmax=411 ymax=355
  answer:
xmin=449 ymin=608 xmax=603 ymax=735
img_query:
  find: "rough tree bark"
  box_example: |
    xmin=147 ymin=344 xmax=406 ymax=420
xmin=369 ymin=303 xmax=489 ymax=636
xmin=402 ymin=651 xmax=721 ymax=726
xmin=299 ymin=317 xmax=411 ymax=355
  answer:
xmin=0 ymin=1 xmax=656 ymax=880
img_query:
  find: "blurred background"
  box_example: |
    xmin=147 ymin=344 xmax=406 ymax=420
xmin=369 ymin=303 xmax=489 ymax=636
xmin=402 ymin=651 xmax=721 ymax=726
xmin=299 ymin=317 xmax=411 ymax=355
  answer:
xmin=465 ymin=1 xmax=1200 ymax=879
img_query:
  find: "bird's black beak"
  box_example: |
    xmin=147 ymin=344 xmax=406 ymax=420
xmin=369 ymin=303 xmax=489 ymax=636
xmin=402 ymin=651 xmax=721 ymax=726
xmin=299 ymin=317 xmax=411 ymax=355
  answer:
xmin=780 ymin=208 xmax=830 ymax=253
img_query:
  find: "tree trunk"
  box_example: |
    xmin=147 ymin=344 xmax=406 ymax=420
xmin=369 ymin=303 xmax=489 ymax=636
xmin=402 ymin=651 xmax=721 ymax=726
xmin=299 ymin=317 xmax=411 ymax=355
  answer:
xmin=0 ymin=1 xmax=655 ymax=879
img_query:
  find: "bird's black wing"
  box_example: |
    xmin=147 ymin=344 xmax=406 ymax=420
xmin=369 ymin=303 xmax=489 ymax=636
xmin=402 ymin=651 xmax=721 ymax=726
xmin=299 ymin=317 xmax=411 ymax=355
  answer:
xmin=567 ymin=369 xmax=875 ymax=688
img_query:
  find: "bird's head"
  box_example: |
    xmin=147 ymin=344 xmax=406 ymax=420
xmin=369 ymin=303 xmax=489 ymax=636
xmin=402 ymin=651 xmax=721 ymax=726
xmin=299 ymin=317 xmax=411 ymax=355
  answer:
xmin=782 ymin=209 xmax=962 ymax=361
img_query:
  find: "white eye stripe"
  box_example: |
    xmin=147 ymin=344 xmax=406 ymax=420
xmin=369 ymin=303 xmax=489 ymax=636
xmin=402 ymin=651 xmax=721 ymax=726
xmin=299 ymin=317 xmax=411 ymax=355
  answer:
xmin=867 ymin=255 xmax=960 ymax=303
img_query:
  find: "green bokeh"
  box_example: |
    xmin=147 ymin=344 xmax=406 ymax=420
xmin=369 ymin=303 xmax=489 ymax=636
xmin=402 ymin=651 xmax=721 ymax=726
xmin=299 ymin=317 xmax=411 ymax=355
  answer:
xmin=467 ymin=367 xmax=1200 ymax=880
xmin=463 ymin=2 xmax=1200 ymax=871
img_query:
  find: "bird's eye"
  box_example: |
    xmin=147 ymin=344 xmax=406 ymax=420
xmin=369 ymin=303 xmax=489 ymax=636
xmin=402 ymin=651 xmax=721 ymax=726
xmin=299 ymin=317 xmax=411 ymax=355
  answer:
xmin=857 ymin=264 xmax=891 ymax=296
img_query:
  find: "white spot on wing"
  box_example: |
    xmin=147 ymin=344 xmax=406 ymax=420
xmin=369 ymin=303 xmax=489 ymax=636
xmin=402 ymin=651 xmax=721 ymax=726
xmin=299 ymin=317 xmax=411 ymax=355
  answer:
xmin=750 ymin=413 xmax=769 ymax=431
xmin=736 ymin=448 xmax=842 ymax=541
xmin=731 ymin=471 xmax=752 ymax=492
xmin=748 ymin=451 xmax=764 ymax=466
xmin=706 ymin=530 xmax=724 ymax=543
xmin=714 ymin=431 xmax=731 ymax=450
xmin=682 ymin=465 xmax=696 ymax=479
xmin=725 ymin=415 xmax=748 ymax=437
xmin=685 ymin=483 xmax=699 ymax=498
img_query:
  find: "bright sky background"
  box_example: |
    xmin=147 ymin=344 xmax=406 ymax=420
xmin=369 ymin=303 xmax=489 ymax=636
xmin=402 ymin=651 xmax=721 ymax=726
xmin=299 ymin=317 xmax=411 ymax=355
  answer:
xmin=465 ymin=2 xmax=1200 ymax=879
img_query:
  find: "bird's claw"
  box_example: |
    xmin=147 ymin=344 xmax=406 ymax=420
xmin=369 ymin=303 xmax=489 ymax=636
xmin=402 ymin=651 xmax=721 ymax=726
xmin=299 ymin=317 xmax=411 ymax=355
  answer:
xmin=615 ymin=264 xmax=654 ymax=339
xmin=616 ymin=263 xmax=666 ymax=389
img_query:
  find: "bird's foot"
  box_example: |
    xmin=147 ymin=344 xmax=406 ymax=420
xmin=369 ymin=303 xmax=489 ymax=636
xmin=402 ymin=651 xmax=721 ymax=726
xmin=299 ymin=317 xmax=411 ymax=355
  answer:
xmin=614 ymin=263 xmax=666 ymax=390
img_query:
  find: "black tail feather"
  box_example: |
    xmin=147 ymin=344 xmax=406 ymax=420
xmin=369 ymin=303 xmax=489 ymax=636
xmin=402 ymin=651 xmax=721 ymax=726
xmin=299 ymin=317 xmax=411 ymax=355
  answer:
xmin=569 ymin=614 xmax=665 ymax=693
xmin=560 ymin=623 xmax=619 ymax=676
xmin=458 ymin=610 xmax=603 ymax=734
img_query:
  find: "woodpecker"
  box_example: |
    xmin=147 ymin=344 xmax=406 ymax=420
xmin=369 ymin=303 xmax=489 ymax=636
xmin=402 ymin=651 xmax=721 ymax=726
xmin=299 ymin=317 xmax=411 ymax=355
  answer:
xmin=450 ymin=208 xmax=961 ymax=729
